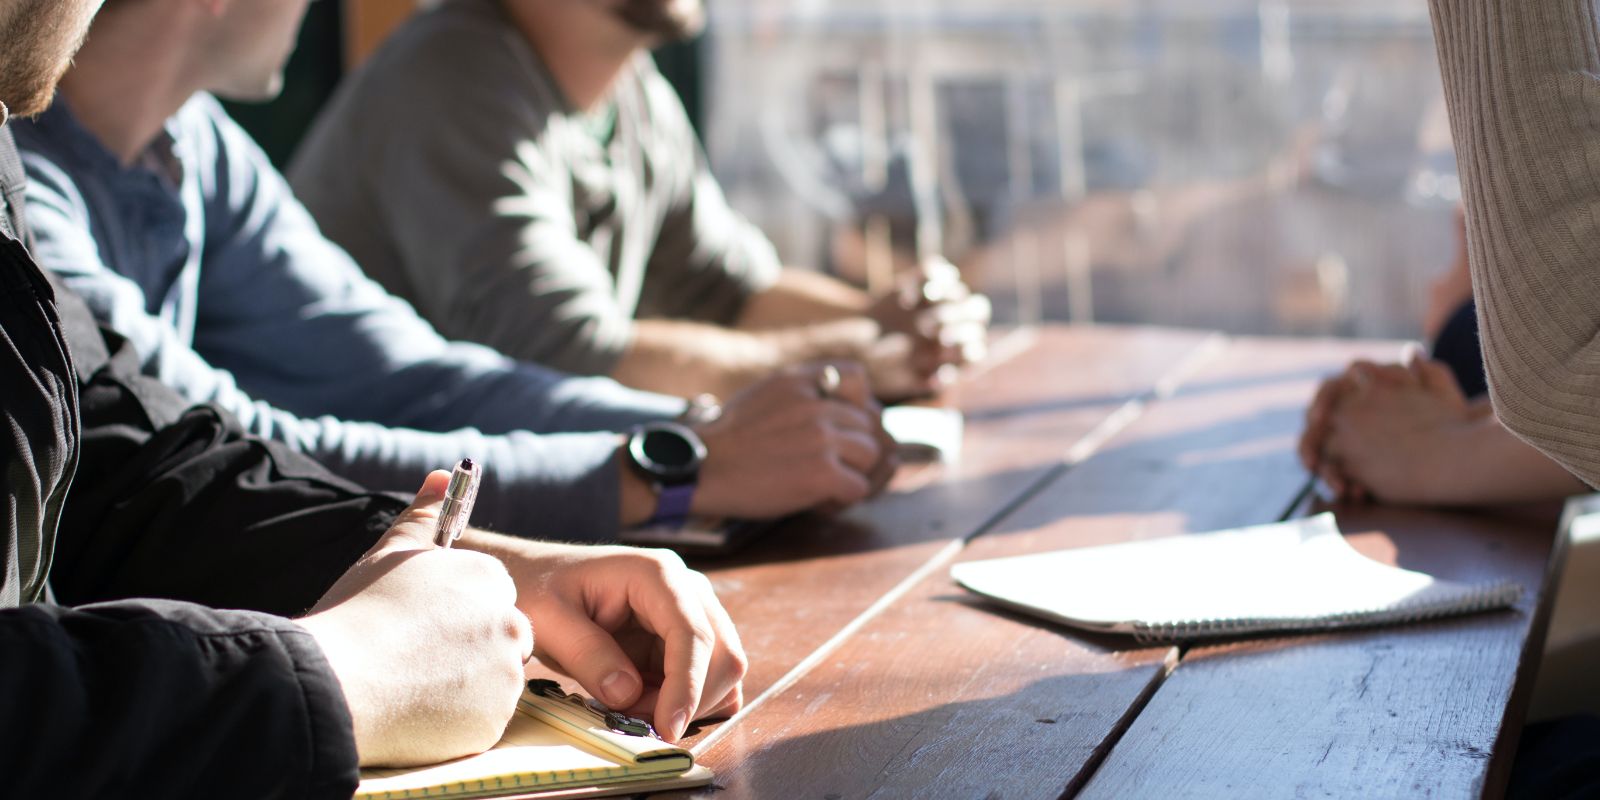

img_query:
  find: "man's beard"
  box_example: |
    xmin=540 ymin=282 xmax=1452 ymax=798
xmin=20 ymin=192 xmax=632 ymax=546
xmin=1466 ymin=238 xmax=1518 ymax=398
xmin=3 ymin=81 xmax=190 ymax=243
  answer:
xmin=611 ymin=0 xmax=705 ymax=43
xmin=0 ymin=0 xmax=96 ymax=119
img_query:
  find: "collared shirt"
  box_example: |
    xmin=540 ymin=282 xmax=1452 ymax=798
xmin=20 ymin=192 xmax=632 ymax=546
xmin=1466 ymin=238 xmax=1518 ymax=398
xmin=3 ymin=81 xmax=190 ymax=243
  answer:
xmin=288 ymin=0 xmax=782 ymax=378
xmin=14 ymin=94 xmax=686 ymax=541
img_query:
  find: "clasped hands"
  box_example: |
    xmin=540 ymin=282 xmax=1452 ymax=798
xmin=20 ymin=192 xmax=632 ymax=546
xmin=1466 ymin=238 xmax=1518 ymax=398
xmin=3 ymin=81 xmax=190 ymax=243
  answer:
xmin=865 ymin=257 xmax=991 ymax=401
xmin=1298 ymin=349 xmax=1483 ymax=505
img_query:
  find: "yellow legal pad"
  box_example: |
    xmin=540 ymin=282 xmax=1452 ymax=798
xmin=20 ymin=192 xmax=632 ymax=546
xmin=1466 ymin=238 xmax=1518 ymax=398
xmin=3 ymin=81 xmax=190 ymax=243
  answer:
xmin=356 ymin=684 xmax=711 ymax=800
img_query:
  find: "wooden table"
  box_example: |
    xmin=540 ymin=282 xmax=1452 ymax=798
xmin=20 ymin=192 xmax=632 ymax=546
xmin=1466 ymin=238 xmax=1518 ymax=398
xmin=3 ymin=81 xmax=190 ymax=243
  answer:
xmin=661 ymin=325 xmax=1564 ymax=800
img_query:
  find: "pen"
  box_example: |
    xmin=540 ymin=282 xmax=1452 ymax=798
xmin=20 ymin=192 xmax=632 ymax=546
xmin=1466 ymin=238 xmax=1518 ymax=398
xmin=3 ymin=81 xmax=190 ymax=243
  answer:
xmin=435 ymin=458 xmax=481 ymax=548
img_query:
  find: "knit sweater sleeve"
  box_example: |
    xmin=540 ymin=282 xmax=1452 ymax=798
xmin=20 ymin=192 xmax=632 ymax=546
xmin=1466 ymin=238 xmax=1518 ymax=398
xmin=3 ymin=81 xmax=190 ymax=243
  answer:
xmin=1428 ymin=0 xmax=1600 ymax=486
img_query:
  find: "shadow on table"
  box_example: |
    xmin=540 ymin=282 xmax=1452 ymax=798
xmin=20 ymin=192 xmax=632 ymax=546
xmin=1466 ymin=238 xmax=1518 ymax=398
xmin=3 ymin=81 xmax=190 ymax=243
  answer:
xmin=929 ymin=592 xmax=1160 ymax=656
xmin=687 ymin=461 xmax=1064 ymax=570
xmin=681 ymin=670 xmax=1163 ymax=800
xmin=968 ymin=404 xmax=1311 ymax=546
xmin=692 ymin=399 xmax=1314 ymax=572
xmin=964 ymin=364 xmax=1335 ymax=425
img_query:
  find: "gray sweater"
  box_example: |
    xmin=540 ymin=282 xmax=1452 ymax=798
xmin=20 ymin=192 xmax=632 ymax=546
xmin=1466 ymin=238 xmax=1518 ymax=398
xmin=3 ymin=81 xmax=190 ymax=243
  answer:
xmin=1429 ymin=0 xmax=1600 ymax=486
xmin=289 ymin=0 xmax=781 ymax=378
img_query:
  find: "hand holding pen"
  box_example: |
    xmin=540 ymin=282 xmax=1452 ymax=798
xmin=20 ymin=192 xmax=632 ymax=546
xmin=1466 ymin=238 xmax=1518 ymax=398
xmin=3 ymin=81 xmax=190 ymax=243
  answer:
xmin=296 ymin=464 xmax=531 ymax=765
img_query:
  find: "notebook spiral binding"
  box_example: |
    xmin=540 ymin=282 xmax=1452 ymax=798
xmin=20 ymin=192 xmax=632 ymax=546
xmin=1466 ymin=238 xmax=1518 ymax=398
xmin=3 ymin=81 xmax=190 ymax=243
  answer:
xmin=1128 ymin=579 xmax=1523 ymax=644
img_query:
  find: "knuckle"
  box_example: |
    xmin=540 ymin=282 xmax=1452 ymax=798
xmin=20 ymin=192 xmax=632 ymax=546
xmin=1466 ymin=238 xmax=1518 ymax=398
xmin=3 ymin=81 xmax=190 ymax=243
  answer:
xmin=796 ymin=396 xmax=826 ymax=418
xmin=686 ymin=624 xmax=717 ymax=654
xmin=808 ymin=418 xmax=834 ymax=444
xmin=727 ymin=646 xmax=751 ymax=681
xmin=501 ymin=609 xmax=531 ymax=644
xmin=689 ymin=569 xmax=715 ymax=592
xmin=646 ymin=547 xmax=687 ymax=574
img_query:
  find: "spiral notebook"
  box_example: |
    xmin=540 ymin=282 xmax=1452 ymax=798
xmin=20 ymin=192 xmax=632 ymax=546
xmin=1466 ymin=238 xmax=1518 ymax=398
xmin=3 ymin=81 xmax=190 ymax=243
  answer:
xmin=951 ymin=513 xmax=1521 ymax=643
xmin=355 ymin=681 xmax=711 ymax=800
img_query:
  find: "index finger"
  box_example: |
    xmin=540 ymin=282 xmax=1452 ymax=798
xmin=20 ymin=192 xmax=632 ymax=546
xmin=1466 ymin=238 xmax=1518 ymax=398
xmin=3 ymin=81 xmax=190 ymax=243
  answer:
xmin=818 ymin=360 xmax=873 ymax=410
xmin=654 ymin=606 xmax=715 ymax=742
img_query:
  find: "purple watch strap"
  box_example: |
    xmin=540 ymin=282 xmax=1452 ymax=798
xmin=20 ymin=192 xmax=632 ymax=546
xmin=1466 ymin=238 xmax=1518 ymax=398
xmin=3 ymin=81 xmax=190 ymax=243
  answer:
xmin=647 ymin=483 xmax=696 ymax=529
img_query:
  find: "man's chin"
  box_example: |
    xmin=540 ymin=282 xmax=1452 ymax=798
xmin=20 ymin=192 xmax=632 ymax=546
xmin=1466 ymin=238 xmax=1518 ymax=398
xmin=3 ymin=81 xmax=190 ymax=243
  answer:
xmin=3 ymin=69 xmax=68 ymax=120
xmin=214 ymin=75 xmax=287 ymax=106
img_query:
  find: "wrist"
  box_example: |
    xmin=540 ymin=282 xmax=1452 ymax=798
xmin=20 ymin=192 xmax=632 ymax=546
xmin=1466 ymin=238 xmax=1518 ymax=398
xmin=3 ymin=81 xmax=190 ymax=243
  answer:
xmin=617 ymin=437 xmax=658 ymax=528
xmin=1414 ymin=416 xmax=1489 ymax=504
xmin=294 ymin=614 xmax=379 ymax=765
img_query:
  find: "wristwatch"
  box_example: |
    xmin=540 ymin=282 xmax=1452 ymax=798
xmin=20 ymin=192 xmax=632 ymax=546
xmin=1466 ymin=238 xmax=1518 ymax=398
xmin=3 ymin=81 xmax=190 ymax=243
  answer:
xmin=626 ymin=421 xmax=707 ymax=529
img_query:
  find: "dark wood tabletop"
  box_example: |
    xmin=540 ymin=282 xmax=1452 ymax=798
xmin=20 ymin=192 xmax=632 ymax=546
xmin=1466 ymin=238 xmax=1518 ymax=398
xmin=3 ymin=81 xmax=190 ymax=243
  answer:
xmin=649 ymin=325 xmax=1563 ymax=800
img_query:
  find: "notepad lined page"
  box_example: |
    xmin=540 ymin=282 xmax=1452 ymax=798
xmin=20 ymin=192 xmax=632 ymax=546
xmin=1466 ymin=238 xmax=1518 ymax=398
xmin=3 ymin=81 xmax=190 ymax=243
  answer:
xmin=356 ymin=692 xmax=693 ymax=800
xmin=951 ymin=513 xmax=1521 ymax=642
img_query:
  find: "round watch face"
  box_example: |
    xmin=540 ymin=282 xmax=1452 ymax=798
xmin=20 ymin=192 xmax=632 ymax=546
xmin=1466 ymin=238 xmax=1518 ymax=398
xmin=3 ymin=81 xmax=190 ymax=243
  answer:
xmin=629 ymin=422 xmax=706 ymax=484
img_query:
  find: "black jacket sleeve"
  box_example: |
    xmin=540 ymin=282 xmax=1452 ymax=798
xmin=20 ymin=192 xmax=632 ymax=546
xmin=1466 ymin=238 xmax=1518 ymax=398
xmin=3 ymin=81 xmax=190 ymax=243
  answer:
xmin=47 ymin=281 xmax=409 ymax=616
xmin=0 ymin=599 xmax=358 ymax=799
xmin=0 ymin=133 xmax=388 ymax=800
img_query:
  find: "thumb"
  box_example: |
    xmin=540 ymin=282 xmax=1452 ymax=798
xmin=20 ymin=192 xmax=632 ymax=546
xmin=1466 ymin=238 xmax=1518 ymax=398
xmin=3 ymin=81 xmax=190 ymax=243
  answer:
xmin=379 ymin=470 xmax=453 ymax=551
xmin=532 ymin=604 xmax=644 ymax=711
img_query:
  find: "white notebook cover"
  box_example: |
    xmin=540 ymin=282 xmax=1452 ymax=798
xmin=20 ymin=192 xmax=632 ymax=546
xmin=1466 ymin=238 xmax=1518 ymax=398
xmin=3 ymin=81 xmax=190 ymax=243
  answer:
xmin=951 ymin=513 xmax=1521 ymax=642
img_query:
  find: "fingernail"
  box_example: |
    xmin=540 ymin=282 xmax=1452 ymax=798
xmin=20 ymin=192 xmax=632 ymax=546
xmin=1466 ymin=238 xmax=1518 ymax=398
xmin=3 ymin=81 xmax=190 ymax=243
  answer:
xmin=669 ymin=709 xmax=690 ymax=740
xmin=600 ymin=671 xmax=636 ymax=707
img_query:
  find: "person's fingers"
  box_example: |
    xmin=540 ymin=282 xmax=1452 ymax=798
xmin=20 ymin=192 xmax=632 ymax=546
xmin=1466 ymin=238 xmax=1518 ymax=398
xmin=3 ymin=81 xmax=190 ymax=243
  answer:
xmin=1346 ymin=362 xmax=1383 ymax=394
xmin=701 ymin=682 xmax=744 ymax=722
xmin=529 ymin=604 xmax=646 ymax=712
xmin=910 ymin=337 xmax=966 ymax=375
xmin=1317 ymin=446 xmax=1347 ymax=497
xmin=920 ymin=255 xmax=963 ymax=286
xmin=932 ymin=294 xmax=991 ymax=328
xmin=819 ymin=394 xmax=877 ymax=434
xmin=1353 ymin=361 xmax=1412 ymax=388
xmin=1300 ymin=379 xmax=1342 ymax=470
xmin=651 ymin=599 xmax=716 ymax=742
xmin=864 ymin=444 xmax=900 ymax=497
xmin=1297 ymin=426 xmax=1320 ymax=473
xmin=1416 ymin=358 xmax=1466 ymax=399
xmin=686 ymin=572 xmax=746 ymax=723
xmin=512 ymin=606 xmax=536 ymax=665
xmin=813 ymin=451 xmax=874 ymax=507
xmin=825 ymin=361 xmax=873 ymax=409
xmin=827 ymin=421 xmax=882 ymax=475
xmin=380 ymin=470 xmax=453 ymax=551
xmin=1375 ymin=365 xmax=1414 ymax=386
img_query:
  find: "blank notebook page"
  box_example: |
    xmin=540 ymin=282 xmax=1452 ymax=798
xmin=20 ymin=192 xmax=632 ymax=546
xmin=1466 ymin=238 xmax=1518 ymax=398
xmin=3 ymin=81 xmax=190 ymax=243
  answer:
xmin=951 ymin=513 xmax=1521 ymax=642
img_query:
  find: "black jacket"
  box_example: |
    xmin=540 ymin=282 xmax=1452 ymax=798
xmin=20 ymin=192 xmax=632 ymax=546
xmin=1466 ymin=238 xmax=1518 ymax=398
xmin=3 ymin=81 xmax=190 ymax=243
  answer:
xmin=0 ymin=123 xmax=406 ymax=797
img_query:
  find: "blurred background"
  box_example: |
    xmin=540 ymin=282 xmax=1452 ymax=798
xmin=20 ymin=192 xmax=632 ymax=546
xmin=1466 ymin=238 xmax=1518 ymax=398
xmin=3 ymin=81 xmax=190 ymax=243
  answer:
xmin=263 ymin=0 xmax=1459 ymax=339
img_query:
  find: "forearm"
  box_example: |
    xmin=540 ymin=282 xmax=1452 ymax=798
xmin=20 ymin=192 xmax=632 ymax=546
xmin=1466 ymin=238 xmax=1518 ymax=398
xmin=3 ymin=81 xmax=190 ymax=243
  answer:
xmin=612 ymin=318 xmax=876 ymax=398
xmin=231 ymin=405 xmax=638 ymax=542
xmin=0 ymin=601 xmax=358 ymax=799
xmin=735 ymin=268 xmax=872 ymax=330
xmin=1427 ymin=415 xmax=1588 ymax=506
xmin=1429 ymin=0 xmax=1600 ymax=486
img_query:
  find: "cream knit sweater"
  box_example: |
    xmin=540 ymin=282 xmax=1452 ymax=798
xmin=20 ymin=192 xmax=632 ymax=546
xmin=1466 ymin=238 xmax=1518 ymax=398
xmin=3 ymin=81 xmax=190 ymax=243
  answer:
xmin=1430 ymin=0 xmax=1600 ymax=486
